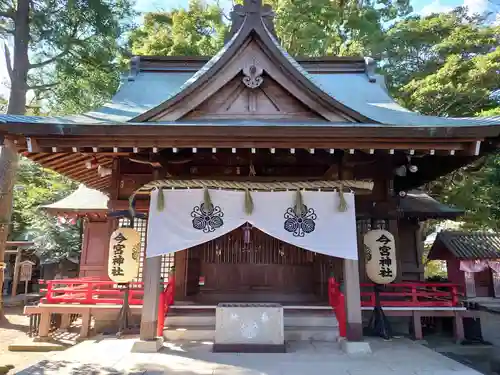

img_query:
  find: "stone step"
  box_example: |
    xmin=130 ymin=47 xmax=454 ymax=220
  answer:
xmin=163 ymin=325 xmax=339 ymax=342
xmin=166 ymin=313 xmax=339 ymax=328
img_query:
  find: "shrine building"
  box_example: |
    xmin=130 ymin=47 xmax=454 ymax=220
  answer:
xmin=1 ymin=0 xmax=500 ymax=352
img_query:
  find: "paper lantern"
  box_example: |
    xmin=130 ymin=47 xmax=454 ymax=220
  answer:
xmin=108 ymin=228 xmax=141 ymax=283
xmin=364 ymin=229 xmax=397 ymax=284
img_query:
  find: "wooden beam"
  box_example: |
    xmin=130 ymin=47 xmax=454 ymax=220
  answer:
xmin=33 ymin=137 xmax=473 ymax=151
xmin=11 ymin=247 xmax=22 ymax=297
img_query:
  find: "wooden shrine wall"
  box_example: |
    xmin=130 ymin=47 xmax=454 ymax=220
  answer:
xmin=79 ymin=219 xmax=115 ymax=277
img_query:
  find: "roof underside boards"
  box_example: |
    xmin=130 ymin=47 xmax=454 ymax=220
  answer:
xmin=430 ymin=231 xmax=500 ymax=260
xmin=42 ymin=184 xmax=109 ymax=213
xmin=399 ymin=191 xmax=464 ymax=219
xmin=28 ymin=153 xmax=112 ymax=191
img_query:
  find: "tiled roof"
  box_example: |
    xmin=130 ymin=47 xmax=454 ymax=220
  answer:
xmin=431 ymin=231 xmax=500 ymax=260
xmin=399 ymin=191 xmax=464 ymax=219
xmin=42 ymin=185 xmax=109 ymax=212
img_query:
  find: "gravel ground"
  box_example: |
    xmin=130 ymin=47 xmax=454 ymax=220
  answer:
xmin=0 ymin=306 xmax=49 ymax=374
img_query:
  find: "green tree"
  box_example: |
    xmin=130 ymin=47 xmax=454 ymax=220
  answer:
xmin=0 ymin=0 xmax=135 ymax=115
xmin=128 ymin=0 xmax=411 ymax=58
xmin=11 ymin=158 xmax=80 ymax=263
xmin=382 ymin=8 xmax=500 ymax=117
xmin=128 ymin=0 xmax=227 ymax=57
xmin=268 ymin=0 xmax=411 ymax=57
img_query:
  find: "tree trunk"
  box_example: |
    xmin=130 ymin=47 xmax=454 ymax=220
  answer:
xmin=0 ymin=140 xmax=18 ymax=312
xmin=1 ymin=0 xmax=29 ymax=314
xmin=7 ymin=0 xmax=30 ymax=115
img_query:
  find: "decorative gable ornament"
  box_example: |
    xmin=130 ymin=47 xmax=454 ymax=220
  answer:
xmin=108 ymin=228 xmax=141 ymax=283
xmin=242 ymin=64 xmax=264 ymax=88
xmin=364 ymin=230 xmax=397 ymax=284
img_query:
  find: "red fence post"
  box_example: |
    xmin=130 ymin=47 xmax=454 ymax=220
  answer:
xmin=338 ymin=293 xmax=347 ymax=338
xmin=156 ymin=287 xmax=166 ymax=337
xmin=328 ymin=277 xmax=346 ymax=339
xmin=45 ymin=281 xmax=52 ymax=303
xmin=85 ymin=282 xmax=93 ymax=304
xmin=451 ymin=286 xmax=458 ymax=306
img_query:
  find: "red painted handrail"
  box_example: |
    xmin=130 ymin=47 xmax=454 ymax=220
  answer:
xmin=157 ymin=275 xmax=175 ymax=336
xmin=39 ymin=278 xmax=170 ymax=305
xmin=360 ymin=282 xmax=462 ymax=307
xmin=328 ymin=277 xmax=346 ymax=338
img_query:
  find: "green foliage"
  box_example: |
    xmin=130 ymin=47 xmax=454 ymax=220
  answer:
xmin=268 ymin=0 xmax=411 ymax=57
xmin=11 ymin=158 xmax=80 ymax=263
xmin=0 ymin=0 xmax=136 ymax=115
xmin=128 ymin=0 xmax=227 ymax=57
xmin=381 ymin=8 xmax=500 ymax=117
xmin=429 ymin=155 xmax=500 ymax=231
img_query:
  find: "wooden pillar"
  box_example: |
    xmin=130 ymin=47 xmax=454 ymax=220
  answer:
xmin=60 ymin=314 xmax=71 ymax=329
xmin=11 ymin=247 xmax=22 ymax=297
xmin=139 ymin=255 xmax=162 ymax=340
xmin=0 ymin=140 xmax=18 ymax=312
xmin=38 ymin=311 xmax=51 ymax=339
xmin=80 ymin=310 xmax=91 ymax=338
xmin=343 ymin=259 xmax=363 ymax=341
xmin=412 ymin=311 xmax=423 ymax=340
xmin=453 ymin=312 xmax=465 ymax=343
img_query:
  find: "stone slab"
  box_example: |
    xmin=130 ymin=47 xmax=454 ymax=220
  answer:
xmin=340 ymin=339 xmax=372 ymax=355
xmin=131 ymin=337 xmax=164 ymax=353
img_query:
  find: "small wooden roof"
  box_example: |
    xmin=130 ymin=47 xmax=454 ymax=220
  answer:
xmin=399 ymin=191 xmax=464 ymax=220
xmin=42 ymin=184 xmax=109 ymax=215
xmin=428 ymin=231 xmax=500 ymax=260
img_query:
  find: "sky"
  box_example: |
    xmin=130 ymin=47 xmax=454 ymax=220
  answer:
xmin=134 ymin=0 xmax=497 ymax=16
xmin=0 ymin=0 xmax=497 ymax=99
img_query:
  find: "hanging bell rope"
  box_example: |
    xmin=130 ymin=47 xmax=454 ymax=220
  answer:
xmin=157 ymin=188 xmax=165 ymax=212
xmin=337 ymin=185 xmax=348 ymax=212
xmin=294 ymin=189 xmax=304 ymax=216
xmin=203 ymin=187 xmax=213 ymax=210
xmin=244 ymin=188 xmax=254 ymax=215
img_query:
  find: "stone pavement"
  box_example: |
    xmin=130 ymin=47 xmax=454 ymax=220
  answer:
xmin=2 ymin=293 xmax=41 ymax=307
xmin=14 ymin=337 xmax=483 ymax=375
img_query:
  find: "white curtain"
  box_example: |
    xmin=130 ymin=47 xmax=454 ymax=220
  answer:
xmin=460 ymin=260 xmax=488 ymax=273
xmin=489 ymin=261 xmax=500 ymax=273
xmin=146 ymin=189 xmax=358 ymax=260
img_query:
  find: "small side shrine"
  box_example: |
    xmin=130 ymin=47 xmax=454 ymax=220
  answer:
xmin=1 ymin=0 xmax=499 ymax=351
xmin=428 ymin=231 xmax=500 ymax=299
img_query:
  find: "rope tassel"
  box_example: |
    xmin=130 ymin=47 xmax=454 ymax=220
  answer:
xmin=244 ymin=189 xmax=254 ymax=215
xmin=294 ymin=189 xmax=304 ymax=216
xmin=203 ymin=187 xmax=213 ymax=210
xmin=337 ymin=186 xmax=348 ymax=212
xmin=157 ymin=188 xmax=165 ymax=212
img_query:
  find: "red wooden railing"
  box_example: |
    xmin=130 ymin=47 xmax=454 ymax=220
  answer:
xmin=39 ymin=277 xmax=176 ymax=337
xmin=39 ymin=277 xmax=175 ymax=306
xmin=360 ymin=282 xmax=461 ymax=307
xmin=157 ymin=275 xmax=175 ymax=336
xmin=40 ymin=279 xmax=150 ymax=305
xmin=328 ymin=277 xmax=346 ymax=338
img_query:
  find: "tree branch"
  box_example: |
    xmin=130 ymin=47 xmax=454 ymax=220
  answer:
xmin=29 ymin=49 xmax=70 ymax=69
xmin=28 ymin=82 xmax=58 ymax=91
